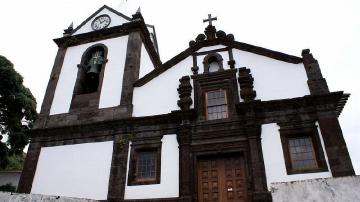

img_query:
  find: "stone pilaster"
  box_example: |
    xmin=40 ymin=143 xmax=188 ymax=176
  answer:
xmin=245 ymin=111 xmax=271 ymax=202
xmin=302 ymin=49 xmax=330 ymax=95
xmin=107 ymin=135 xmax=131 ymax=201
xmin=177 ymin=122 xmax=193 ymax=202
xmin=17 ymin=142 xmax=42 ymax=193
xmin=317 ymin=112 xmax=355 ymax=177
xmin=120 ymin=31 xmax=143 ymax=107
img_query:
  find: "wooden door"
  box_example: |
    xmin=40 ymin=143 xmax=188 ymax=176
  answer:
xmin=197 ymin=155 xmax=248 ymax=202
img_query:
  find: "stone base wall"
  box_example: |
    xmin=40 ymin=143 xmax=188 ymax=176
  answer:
xmin=271 ymin=176 xmax=360 ymax=202
xmin=0 ymin=192 xmax=98 ymax=202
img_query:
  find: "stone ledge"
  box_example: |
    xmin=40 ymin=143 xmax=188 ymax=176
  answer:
xmin=270 ymin=176 xmax=360 ymax=202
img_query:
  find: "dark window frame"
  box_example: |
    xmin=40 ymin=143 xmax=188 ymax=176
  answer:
xmin=205 ymin=89 xmax=229 ymax=120
xmin=192 ymin=69 xmax=239 ymax=121
xmin=127 ymin=142 xmax=161 ymax=186
xmin=279 ymin=123 xmax=328 ymax=175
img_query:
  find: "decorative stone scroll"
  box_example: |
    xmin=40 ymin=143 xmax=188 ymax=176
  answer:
xmin=177 ymin=76 xmax=193 ymax=110
xmin=238 ymin=67 xmax=256 ymax=102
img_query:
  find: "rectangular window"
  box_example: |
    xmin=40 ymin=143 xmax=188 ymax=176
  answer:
xmin=128 ymin=144 xmax=161 ymax=186
xmin=136 ymin=151 xmax=157 ymax=181
xmin=288 ymin=137 xmax=318 ymax=170
xmin=206 ymin=89 xmax=228 ymax=120
xmin=279 ymin=124 xmax=328 ymax=175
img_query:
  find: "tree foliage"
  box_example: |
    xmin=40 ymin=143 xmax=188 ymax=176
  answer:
xmin=0 ymin=55 xmax=37 ymax=168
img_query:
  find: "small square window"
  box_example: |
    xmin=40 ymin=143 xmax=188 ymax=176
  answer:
xmin=128 ymin=144 xmax=161 ymax=185
xmin=206 ymin=89 xmax=228 ymax=120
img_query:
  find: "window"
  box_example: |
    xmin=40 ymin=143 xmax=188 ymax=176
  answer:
xmin=136 ymin=151 xmax=157 ymax=181
xmin=288 ymin=137 xmax=318 ymax=170
xmin=206 ymin=89 xmax=228 ymax=120
xmin=279 ymin=124 xmax=328 ymax=174
xmin=128 ymin=144 xmax=161 ymax=185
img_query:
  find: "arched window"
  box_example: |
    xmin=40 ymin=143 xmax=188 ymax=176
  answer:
xmin=203 ymin=52 xmax=224 ymax=73
xmin=74 ymin=44 xmax=108 ymax=95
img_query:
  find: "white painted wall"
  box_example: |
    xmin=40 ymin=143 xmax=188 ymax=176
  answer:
xmin=133 ymin=56 xmax=193 ymax=117
xmin=74 ymin=8 xmax=130 ymax=35
xmin=233 ymin=49 xmax=310 ymax=101
xmin=261 ymin=123 xmax=332 ymax=189
xmin=124 ymin=135 xmax=179 ymax=199
xmin=98 ymin=36 xmax=129 ymax=109
xmin=50 ymin=35 xmax=129 ymax=115
xmin=31 ymin=141 xmax=114 ymax=200
xmin=139 ymin=43 xmax=155 ymax=78
xmin=133 ymin=45 xmax=309 ymax=117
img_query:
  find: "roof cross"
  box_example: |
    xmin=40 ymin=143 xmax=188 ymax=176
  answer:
xmin=203 ymin=14 xmax=217 ymax=26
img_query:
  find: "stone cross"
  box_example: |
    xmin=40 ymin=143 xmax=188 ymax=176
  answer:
xmin=203 ymin=14 xmax=217 ymax=26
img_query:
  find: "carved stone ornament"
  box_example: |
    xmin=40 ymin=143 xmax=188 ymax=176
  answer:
xmin=177 ymin=76 xmax=193 ymax=110
xmin=238 ymin=67 xmax=257 ymax=102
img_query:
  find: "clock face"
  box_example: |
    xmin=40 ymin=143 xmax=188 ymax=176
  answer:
xmin=91 ymin=15 xmax=111 ymax=30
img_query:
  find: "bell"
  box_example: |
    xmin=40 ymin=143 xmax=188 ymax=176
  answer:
xmin=87 ymin=63 xmax=100 ymax=74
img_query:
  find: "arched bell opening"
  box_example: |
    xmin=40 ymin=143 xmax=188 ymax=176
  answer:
xmin=203 ymin=52 xmax=224 ymax=73
xmin=74 ymin=44 xmax=108 ymax=95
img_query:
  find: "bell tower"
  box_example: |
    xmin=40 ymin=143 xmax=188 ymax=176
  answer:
xmin=18 ymin=6 xmax=160 ymax=194
xmin=32 ymin=5 xmax=160 ymax=128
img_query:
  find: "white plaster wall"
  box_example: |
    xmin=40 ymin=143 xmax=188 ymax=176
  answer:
xmin=196 ymin=45 xmax=227 ymax=53
xmin=139 ymin=43 xmax=155 ymax=78
xmin=233 ymin=49 xmax=310 ymax=101
xmin=261 ymin=123 xmax=332 ymax=189
xmin=133 ymin=56 xmax=193 ymax=117
xmin=74 ymin=8 xmax=130 ymax=35
xmin=50 ymin=35 xmax=129 ymax=115
xmin=98 ymin=36 xmax=129 ymax=109
xmin=197 ymin=51 xmax=230 ymax=73
xmin=31 ymin=141 xmax=114 ymax=200
xmin=124 ymin=135 xmax=179 ymax=199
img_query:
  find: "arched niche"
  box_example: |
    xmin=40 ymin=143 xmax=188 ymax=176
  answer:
xmin=74 ymin=44 xmax=108 ymax=95
xmin=70 ymin=43 xmax=108 ymax=111
xmin=203 ymin=52 xmax=224 ymax=73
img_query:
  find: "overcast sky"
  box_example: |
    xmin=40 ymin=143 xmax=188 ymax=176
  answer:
xmin=0 ymin=0 xmax=359 ymax=173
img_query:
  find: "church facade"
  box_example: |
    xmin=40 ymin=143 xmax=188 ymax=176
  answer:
xmin=18 ymin=5 xmax=355 ymax=202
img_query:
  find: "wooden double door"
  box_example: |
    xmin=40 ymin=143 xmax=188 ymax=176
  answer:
xmin=197 ymin=155 xmax=248 ymax=202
